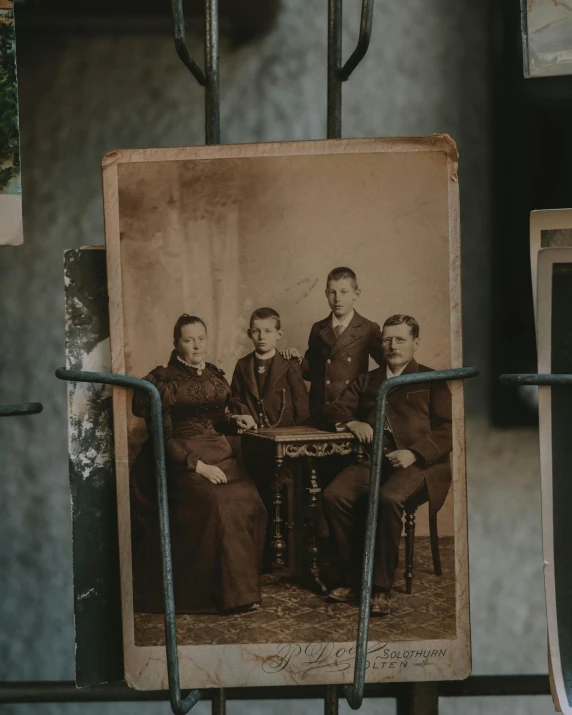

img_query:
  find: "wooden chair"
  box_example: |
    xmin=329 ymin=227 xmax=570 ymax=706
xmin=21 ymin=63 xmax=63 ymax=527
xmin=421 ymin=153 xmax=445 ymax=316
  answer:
xmin=403 ymin=488 xmax=442 ymax=594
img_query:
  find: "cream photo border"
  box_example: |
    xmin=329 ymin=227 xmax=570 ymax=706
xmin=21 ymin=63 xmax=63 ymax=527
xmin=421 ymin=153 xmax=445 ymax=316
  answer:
xmin=103 ymin=136 xmax=469 ymax=690
xmin=537 ymin=248 xmax=572 ymax=714
xmin=530 ymin=208 xmax=572 ymax=329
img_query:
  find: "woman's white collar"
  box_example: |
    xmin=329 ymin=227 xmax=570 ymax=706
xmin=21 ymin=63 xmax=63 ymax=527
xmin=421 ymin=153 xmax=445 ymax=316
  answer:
xmin=176 ymin=354 xmax=206 ymax=375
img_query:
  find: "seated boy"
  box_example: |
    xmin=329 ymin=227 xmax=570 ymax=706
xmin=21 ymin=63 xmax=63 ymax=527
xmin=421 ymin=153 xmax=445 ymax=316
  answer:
xmin=230 ymin=307 xmax=309 ymax=428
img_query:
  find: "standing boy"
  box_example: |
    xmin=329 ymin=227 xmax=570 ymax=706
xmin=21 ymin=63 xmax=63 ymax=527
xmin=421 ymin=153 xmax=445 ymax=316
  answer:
xmin=283 ymin=267 xmax=384 ymax=424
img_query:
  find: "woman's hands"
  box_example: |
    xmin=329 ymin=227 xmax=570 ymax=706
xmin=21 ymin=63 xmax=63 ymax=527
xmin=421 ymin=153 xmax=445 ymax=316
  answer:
xmin=232 ymin=414 xmax=258 ymax=433
xmin=196 ymin=460 xmax=227 ymax=484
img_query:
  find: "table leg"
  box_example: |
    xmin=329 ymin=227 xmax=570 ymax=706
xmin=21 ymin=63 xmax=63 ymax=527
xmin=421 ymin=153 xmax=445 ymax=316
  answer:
xmin=404 ymin=509 xmax=415 ymax=595
xmin=355 ymin=442 xmax=366 ymax=463
xmin=303 ymin=458 xmax=328 ymax=596
xmin=271 ymin=456 xmax=287 ymax=571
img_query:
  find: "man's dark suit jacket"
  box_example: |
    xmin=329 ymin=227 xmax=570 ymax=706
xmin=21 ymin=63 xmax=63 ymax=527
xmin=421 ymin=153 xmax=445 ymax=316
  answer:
xmin=322 ymin=358 xmax=452 ymax=514
xmin=302 ymin=310 xmax=384 ymax=419
xmin=229 ymin=351 xmax=310 ymax=428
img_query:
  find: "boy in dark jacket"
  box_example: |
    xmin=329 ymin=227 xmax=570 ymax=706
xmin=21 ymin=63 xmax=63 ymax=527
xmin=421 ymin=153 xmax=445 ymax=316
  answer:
xmin=230 ymin=307 xmax=309 ymax=575
xmin=283 ymin=267 xmax=384 ymax=425
xmin=230 ymin=307 xmax=309 ymax=428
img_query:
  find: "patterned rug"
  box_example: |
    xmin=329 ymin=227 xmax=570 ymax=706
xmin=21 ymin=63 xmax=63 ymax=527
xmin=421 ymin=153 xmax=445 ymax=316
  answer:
xmin=134 ymin=536 xmax=456 ymax=646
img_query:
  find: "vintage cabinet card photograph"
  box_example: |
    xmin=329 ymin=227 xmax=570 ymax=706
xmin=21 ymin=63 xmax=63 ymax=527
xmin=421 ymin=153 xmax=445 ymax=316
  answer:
xmin=537 ymin=248 xmax=572 ymax=714
xmin=64 ymin=247 xmax=124 ymax=687
xmin=530 ymin=208 xmax=572 ymax=325
xmin=521 ymin=0 xmax=572 ymax=78
xmin=103 ymin=137 xmax=469 ymax=689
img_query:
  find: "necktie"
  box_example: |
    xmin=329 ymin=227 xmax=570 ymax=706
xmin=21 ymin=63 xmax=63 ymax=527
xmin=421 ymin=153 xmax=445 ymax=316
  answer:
xmin=334 ymin=323 xmax=345 ymax=339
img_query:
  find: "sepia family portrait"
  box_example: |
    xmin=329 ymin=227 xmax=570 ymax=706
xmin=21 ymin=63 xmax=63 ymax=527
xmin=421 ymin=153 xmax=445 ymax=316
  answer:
xmin=103 ymin=137 xmax=468 ymax=689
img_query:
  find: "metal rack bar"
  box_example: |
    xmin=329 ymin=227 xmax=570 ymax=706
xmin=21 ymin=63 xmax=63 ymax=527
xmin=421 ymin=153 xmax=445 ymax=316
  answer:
xmin=171 ymin=0 xmax=219 ymax=144
xmin=325 ymin=684 xmax=338 ymax=715
xmin=327 ymin=0 xmax=342 ymax=139
xmin=0 ymin=402 xmax=43 ymax=417
xmin=0 ymin=675 xmax=551 ymax=704
xmin=212 ymin=688 xmax=225 ymax=715
xmin=174 ymin=0 xmax=375 ymax=143
xmin=327 ymin=0 xmax=375 ymax=138
xmin=500 ymin=373 xmax=572 ymax=387
xmin=344 ymin=367 xmax=479 ymax=710
xmin=55 ymin=368 xmax=201 ymax=715
xmin=396 ymin=683 xmax=438 ymax=715
xmin=204 ymin=0 xmax=220 ymax=145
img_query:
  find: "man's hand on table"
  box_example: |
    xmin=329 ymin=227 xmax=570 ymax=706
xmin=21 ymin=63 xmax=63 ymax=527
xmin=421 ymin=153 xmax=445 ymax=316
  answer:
xmin=345 ymin=420 xmax=374 ymax=444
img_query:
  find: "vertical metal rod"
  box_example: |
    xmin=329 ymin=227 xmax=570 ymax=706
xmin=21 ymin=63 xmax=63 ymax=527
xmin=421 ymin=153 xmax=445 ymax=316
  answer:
xmin=344 ymin=385 xmax=389 ymax=711
xmin=325 ymin=685 xmax=339 ymax=715
xmin=145 ymin=377 xmax=199 ymax=715
xmin=396 ymin=682 xmax=439 ymax=715
xmin=212 ymin=688 xmax=226 ymax=715
xmin=205 ymin=0 xmax=220 ymax=145
xmin=327 ymin=0 xmax=343 ymax=139
xmin=343 ymin=367 xmax=479 ymax=710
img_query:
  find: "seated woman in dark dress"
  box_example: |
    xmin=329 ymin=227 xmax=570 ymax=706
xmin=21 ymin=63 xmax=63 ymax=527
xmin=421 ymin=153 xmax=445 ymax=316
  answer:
xmin=130 ymin=314 xmax=267 ymax=614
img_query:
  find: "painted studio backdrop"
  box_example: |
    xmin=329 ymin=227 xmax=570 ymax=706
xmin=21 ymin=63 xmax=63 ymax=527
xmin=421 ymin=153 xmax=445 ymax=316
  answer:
xmin=116 ymin=149 xmax=454 ymax=536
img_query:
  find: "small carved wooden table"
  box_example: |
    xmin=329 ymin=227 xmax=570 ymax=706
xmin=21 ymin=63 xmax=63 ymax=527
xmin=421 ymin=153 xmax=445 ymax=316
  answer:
xmin=241 ymin=426 xmax=365 ymax=595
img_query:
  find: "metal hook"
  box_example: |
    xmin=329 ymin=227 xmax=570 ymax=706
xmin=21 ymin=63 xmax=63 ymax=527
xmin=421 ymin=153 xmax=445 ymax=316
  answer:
xmin=344 ymin=366 xmax=479 ymax=710
xmin=340 ymin=0 xmax=375 ymax=81
xmin=172 ymin=0 xmax=373 ymax=143
xmin=328 ymin=0 xmax=375 ymax=138
xmin=55 ymin=368 xmax=201 ymax=715
xmin=171 ymin=0 xmax=220 ymax=144
xmin=0 ymin=403 xmax=43 ymax=417
xmin=172 ymin=0 xmax=207 ymax=86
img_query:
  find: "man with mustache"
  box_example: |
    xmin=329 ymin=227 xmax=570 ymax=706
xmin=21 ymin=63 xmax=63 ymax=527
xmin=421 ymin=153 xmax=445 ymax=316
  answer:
xmin=321 ymin=314 xmax=452 ymax=616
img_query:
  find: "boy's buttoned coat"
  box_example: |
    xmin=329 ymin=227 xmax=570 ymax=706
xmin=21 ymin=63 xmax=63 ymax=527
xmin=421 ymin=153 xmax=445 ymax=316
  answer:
xmin=229 ymin=352 xmax=310 ymax=428
xmin=302 ymin=311 xmax=384 ymax=418
xmin=322 ymin=358 xmax=452 ymax=514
